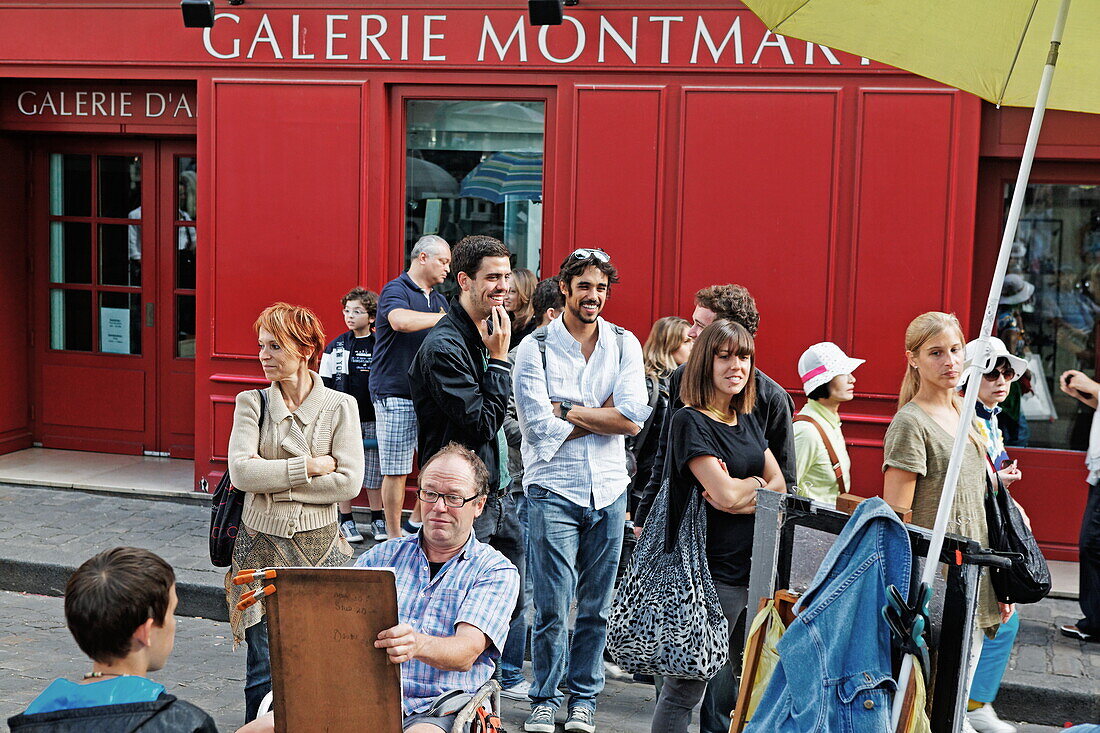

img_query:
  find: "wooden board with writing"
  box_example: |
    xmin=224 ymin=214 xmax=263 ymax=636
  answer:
xmin=266 ymin=567 xmax=402 ymax=732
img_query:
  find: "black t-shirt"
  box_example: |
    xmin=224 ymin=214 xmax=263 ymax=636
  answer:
xmin=668 ymin=406 xmax=767 ymax=586
xmin=347 ymin=335 xmax=375 ymax=421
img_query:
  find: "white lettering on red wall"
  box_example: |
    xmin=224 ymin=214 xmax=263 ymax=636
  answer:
xmin=201 ymin=10 xmax=877 ymax=70
xmin=1 ymin=83 xmax=197 ymax=131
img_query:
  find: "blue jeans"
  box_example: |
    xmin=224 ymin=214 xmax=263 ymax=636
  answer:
xmin=244 ymin=619 xmax=271 ymax=722
xmin=496 ymin=490 xmax=529 ymax=688
xmin=969 ymin=610 xmax=1020 ymax=704
xmin=527 ymin=485 xmax=626 ymax=712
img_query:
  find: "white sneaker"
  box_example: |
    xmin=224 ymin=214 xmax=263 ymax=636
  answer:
xmin=339 ymin=519 xmax=364 ymax=543
xmin=499 ymin=679 xmax=533 ymax=701
xmin=371 ymin=519 xmax=388 ymax=542
xmin=961 ymin=717 xmax=979 ymax=733
xmin=966 ymin=704 xmax=1017 ymax=733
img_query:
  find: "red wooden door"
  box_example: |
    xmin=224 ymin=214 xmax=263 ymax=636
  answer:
xmin=33 ymin=138 xmax=195 ymax=456
xmin=156 ymin=142 xmax=197 ymax=458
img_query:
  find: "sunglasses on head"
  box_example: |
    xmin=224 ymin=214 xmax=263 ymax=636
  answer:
xmin=982 ymin=367 xmax=1016 ymax=382
xmin=570 ymin=248 xmax=611 ymax=263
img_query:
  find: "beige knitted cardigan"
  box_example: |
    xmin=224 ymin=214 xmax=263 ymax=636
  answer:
xmin=228 ymin=371 xmax=363 ymax=539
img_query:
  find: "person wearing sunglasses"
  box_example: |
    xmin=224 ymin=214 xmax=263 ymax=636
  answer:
xmin=961 ymin=337 xmax=1028 ymax=733
xmin=513 ymin=247 xmax=651 ymax=733
xmin=355 ymin=443 xmax=519 ymax=733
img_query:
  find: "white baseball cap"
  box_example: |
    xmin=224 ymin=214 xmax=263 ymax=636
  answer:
xmin=964 ymin=337 xmax=1027 ymax=381
xmin=797 ymin=342 xmax=865 ymax=394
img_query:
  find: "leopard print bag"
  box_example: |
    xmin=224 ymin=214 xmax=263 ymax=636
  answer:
xmin=607 ymin=479 xmax=729 ymax=680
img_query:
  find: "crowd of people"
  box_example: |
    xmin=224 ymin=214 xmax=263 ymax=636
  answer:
xmin=10 ymin=234 xmax=1100 ymax=733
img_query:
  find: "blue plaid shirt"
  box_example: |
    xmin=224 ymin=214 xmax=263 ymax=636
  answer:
xmin=355 ymin=531 xmax=519 ymax=714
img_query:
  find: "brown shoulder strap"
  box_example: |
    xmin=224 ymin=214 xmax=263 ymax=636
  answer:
xmin=793 ymin=414 xmax=846 ymax=493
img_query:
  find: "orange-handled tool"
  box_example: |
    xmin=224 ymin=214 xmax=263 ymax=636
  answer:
xmin=235 ymin=584 xmax=276 ymax=611
xmin=232 ymin=569 xmax=277 ymax=585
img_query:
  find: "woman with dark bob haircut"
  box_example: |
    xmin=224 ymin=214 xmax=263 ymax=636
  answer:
xmin=651 ymin=320 xmax=784 ymax=733
xmin=226 ymin=302 xmax=364 ymax=722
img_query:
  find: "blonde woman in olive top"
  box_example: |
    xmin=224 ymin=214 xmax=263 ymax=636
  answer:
xmin=792 ymin=342 xmax=864 ymax=505
xmin=226 ymin=302 xmax=363 ymax=722
xmin=882 ymin=312 xmax=1013 ymax=699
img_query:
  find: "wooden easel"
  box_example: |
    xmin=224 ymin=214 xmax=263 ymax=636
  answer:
xmin=728 ymin=589 xmax=800 ymax=733
xmin=244 ymin=567 xmax=404 ymax=733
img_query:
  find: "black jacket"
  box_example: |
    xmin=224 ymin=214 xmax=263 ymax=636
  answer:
xmin=408 ymin=298 xmax=512 ymax=493
xmin=626 ymin=372 xmax=670 ymax=515
xmin=634 ymin=364 xmax=796 ymax=526
xmin=8 ymin=693 xmax=217 ymax=733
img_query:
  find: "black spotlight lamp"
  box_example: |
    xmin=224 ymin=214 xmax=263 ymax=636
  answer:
xmin=528 ymin=0 xmax=578 ymax=27
xmin=181 ymin=0 xmax=215 ymax=28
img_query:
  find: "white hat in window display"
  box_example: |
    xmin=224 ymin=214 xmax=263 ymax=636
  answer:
xmin=1000 ymin=273 xmax=1035 ymax=305
xmin=797 ymin=342 xmax=865 ymax=395
xmin=964 ymin=336 xmax=1027 ymax=381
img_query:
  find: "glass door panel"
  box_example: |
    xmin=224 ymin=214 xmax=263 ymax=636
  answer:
xmin=404 ymin=98 xmax=546 ymax=294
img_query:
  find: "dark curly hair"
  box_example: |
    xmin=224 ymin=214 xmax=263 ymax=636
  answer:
xmin=530 ymin=277 xmax=565 ymax=321
xmin=452 ymin=235 xmax=511 ymax=279
xmin=558 ymin=250 xmax=619 ymax=293
xmin=340 ymin=287 xmax=378 ymax=318
xmin=694 ymin=284 xmax=759 ymax=335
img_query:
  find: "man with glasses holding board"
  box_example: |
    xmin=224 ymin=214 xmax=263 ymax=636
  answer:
xmin=513 ymin=248 xmax=651 ymax=733
xmin=356 ymin=443 xmax=519 ymax=733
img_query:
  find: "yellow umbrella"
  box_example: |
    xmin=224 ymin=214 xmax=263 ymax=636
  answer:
xmin=743 ymin=1 xmax=1094 ymax=113
xmin=742 ymin=1 xmax=1079 ymax=730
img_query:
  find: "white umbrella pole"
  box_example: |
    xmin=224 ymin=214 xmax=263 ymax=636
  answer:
xmin=890 ymin=1 xmax=1072 ymax=730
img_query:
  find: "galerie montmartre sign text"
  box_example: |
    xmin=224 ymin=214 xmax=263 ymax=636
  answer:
xmin=201 ymin=10 xmax=877 ymax=70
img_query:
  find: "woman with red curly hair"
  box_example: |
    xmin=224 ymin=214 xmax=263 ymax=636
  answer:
xmin=226 ymin=302 xmax=364 ymax=722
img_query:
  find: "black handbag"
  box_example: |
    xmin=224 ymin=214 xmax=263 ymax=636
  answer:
xmin=983 ymin=472 xmax=1051 ymax=604
xmin=208 ymin=389 xmax=266 ymax=567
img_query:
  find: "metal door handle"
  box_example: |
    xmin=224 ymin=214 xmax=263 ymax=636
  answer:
xmin=145 ymin=302 xmax=155 ymax=327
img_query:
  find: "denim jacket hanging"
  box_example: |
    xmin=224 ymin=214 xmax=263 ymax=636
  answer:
xmin=746 ymin=497 xmax=912 ymax=732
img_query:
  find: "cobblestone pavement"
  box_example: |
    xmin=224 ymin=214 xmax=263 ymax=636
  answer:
xmin=0 ymin=590 xmax=654 ymax=732
xmin=0 ymin=591 xmax=1067 ymax=733
xmin=0 ymin=483 xmax=1095 ymax=729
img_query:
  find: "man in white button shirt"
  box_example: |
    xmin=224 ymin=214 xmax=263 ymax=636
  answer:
xmin=513 ymin=249 xmax=651 ymax=733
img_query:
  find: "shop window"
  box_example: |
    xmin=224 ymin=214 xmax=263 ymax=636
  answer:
xmin=998 ymin=183 xmax=1100 ymax=450
xmin=404 ymin=99 xmax=545 ymax=292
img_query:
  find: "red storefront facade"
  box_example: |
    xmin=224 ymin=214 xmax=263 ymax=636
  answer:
xmin=0 ymin=2 xmax=1096 ymax=560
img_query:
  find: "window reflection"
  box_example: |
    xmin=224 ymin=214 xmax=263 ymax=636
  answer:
xmin=175 ymin=157 xmax=197 ymax=359
xmin=997 ymin=183 xmax=1100 ymax=450
xmin=405 ymin=99 xmax=545 ymax=295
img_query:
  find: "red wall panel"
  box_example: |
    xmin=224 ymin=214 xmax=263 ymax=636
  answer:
xmin=677 ymin=87 xmax=839 ymax=385
xmin=211 ymin=81 xmax=362 ymax=358
xmin=0 ymin=136 xmax=29 ymax=455
xmin=848 ymin=90 xmax=963 ymax=397
xmin=199 ymin=80 xmax=363 ymax=478
xmin=572 ymin=87 xmax=663 ymax=338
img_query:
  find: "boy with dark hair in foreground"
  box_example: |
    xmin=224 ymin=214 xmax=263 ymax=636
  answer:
xmin=8 ymin=547 xmax=217 ymax=733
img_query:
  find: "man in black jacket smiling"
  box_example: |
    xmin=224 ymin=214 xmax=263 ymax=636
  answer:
xmin=408 ymin=234 xmax=524 ymax=595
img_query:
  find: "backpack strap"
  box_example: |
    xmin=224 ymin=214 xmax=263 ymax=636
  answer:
xmin=532 ymin=325 xmax=549 ymax=372
xmin=533 ymin=322 xmax=627 ymax=373
xmin=629 ymin=374 xmax=662 ymax=456
xmin=793 ymin=414 xmax=846 ymax=493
